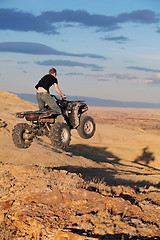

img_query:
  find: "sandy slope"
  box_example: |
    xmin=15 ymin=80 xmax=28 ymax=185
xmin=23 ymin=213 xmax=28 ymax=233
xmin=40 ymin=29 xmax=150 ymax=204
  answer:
xmin=0 ymin=90 xmax=160 ymax=187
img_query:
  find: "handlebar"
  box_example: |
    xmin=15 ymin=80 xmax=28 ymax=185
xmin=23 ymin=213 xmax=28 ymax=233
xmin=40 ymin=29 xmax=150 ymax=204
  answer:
xmin=51 ymin=94 xmax=65 ymax=101
xmin=51 ymin=94 xmax=85 ymax=104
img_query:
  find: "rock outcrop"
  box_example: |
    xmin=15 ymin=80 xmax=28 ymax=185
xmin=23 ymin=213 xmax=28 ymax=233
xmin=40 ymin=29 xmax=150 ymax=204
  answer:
xmin=0 ymin=162 xmax=159 ymax=239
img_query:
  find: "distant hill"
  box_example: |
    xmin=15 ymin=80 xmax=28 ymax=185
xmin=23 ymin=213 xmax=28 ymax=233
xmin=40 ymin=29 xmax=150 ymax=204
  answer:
xmin=15 ymin=93 xmax=160 ymax=109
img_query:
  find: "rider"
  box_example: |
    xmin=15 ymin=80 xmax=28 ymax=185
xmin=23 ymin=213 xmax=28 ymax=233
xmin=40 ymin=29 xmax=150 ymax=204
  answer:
xmin=35 ymin=67 xmax=66 ymax=115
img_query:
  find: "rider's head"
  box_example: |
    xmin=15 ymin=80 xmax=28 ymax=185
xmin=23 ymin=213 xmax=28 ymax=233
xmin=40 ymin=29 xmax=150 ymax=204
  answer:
xmin=49 ymin=67 xmax=57 ymax=76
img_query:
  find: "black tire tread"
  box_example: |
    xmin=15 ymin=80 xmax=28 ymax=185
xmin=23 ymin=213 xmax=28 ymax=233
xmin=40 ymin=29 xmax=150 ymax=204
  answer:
xmin=50 ymin=122 xmax=71 ymax=149
xmin=77 ymin=115 xmax=95 ymax=139
xmin=12 ymin=123 xmax=33 ymax=148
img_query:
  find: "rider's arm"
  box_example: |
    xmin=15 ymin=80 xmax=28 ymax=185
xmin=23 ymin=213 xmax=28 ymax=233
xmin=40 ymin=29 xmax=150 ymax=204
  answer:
xmin=54 ymin=83 xmax=66 ymax=99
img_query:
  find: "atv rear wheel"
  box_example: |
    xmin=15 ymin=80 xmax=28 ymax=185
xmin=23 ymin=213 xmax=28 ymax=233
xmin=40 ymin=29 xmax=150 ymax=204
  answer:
xmin=50 ymin=122 xmax=71 ymax=149
xmin=77 ymin=115 xmax=95 ymax=139
xmin=12 ymin=123 xmax=34 ymax=148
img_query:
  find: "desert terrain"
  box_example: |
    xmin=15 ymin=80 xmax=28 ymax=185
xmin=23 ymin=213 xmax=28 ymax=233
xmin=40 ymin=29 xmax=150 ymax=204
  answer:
xmin=0 ymin=90 xmax=160 ymax=239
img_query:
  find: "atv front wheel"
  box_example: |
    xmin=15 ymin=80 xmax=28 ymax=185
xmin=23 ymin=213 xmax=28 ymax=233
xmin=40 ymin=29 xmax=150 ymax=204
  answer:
xmin=77 ymin=115 xmax=95 ymax=139
xmin=12 ymin=123 xmax=34 ymax=148
xmin=50 ymin=122 xmax=71 ymax=149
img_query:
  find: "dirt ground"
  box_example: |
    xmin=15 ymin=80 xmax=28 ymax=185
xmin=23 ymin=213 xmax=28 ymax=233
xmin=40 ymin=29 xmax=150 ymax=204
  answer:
xmin=0 ymin=91 xmax=160 ymax=239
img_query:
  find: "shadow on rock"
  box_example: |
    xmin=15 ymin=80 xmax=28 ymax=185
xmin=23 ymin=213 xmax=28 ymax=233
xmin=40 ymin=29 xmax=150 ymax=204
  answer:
xmin=47 ymin=144 xmax=160 ymax=187
xmin=134 ymin=146 xmax=155 ymax=165
xmin=54 ymin=164 xmax=160 ymax=188
xmin=38 ymin=142 xmax=160 ymax=187
xmin=66 ymin=144 xmax=121 ymax=164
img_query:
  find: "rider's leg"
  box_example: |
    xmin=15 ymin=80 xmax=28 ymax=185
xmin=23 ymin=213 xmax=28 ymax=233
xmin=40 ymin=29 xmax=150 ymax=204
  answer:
xmin=36 ymin=93 xmax=45 ymax=110
xmin=40 ymin=92 xmax=62 ymax=114
xmin=37 ymin=92 xmax=65 ymax=122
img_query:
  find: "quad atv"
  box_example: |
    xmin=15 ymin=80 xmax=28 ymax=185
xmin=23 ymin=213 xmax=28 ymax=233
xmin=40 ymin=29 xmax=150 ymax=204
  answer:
xmin=12 ymin=95 xmax=96 ymax=149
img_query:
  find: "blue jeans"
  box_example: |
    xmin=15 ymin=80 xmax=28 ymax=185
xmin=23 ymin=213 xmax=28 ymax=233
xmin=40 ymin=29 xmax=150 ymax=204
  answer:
xmin=36 ymin=92 xmax=61 ymax=114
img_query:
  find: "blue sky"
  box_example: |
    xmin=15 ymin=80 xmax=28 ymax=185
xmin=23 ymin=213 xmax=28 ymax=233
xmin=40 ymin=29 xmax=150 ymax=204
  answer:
xmin=0 ymin=0 xmax=160 ymax=103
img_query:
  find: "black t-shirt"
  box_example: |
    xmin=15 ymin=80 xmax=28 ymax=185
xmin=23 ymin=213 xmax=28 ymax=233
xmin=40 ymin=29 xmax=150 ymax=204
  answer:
xmin=35 ymin=74 xmax=58 ymax=92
